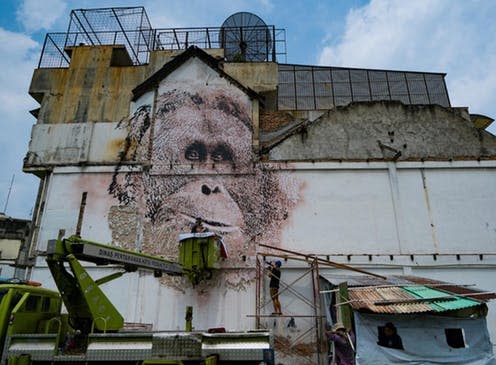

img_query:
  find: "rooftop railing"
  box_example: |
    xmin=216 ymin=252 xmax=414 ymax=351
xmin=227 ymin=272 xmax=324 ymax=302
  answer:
xmin=37 ymin=25 xmax=287 ymax=68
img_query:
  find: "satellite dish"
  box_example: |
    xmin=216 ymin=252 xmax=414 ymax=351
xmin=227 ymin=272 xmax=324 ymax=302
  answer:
xmin=219 ymin=12 xmax=272 ymax=62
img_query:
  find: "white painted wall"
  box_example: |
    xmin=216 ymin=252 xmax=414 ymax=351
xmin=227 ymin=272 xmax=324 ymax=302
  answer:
xmin=36 ymin=169 xmax=118 ymax=251
xmin=282 ymin=162 xmax=496 ymax=255
xmin=28 ymin=155 xmax=496 ymax=347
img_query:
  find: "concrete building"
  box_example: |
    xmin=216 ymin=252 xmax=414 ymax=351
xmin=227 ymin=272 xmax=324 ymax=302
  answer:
xmin=0 ymin=213 xmax=31 ymax=278
xmin=16 ymin=7 xmax=496 ymax=364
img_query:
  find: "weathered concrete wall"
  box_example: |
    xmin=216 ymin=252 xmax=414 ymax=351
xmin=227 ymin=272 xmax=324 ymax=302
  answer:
xmin=24 ymin=45 xmax=496 ymax=352
xmin=30 ymin=46 xmax=147 ymax=124
xmin=25 ymin=123 xmax=92 ymax=166
xmin=147 ymin=48 xmax=224 ymax=77
xmin=28 ymin=46 xmax=259 ymax=128
xmin=0 ymin=239 xmax=21 ymax=260
xmin=223 ymin=62 xmax=278 ymax=93
xmin=267 ymin=101 xmax=496 ymax=161
xmin=0 ymin=215 xmax=31 ymax=277
xmin=24 ymin=122 xmax=131 ymax=169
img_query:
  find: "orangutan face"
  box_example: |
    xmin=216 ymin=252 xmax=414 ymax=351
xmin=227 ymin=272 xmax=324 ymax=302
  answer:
xmin=109 ymin=88 xmax=297 ymax=266
xmin=144 ymin=89 xmax=253 ymax=236
xmin=150 ymin=89 xmax=253 ymax=174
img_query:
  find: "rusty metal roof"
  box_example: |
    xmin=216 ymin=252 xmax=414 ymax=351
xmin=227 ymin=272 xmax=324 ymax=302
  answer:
xmin=321 ymin=274 xmax=494 ymax=314
xmin=347 ymin=286 xmax=482 ymax=314
xmin=348 ymin=287 xmax=434 ymax=314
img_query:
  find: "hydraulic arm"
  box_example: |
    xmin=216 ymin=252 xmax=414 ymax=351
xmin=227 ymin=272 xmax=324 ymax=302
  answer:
xmin=46 ymin=235 xmax=182 ymax=333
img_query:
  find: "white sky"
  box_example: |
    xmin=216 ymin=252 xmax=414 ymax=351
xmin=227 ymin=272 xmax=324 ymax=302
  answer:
xmin=0 ymin=0 xmax=495 ymax=218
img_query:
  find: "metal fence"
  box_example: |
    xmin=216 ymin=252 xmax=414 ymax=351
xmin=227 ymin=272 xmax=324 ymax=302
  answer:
xmin=278 ymin=64 xmax=450 ymax=110
xmin=37 ymin=7 xmax=290 ymax=66
xmin=155 ymin=26 xmax=286 ymax=62
xmin=38 ymin=29 xmax=154 ymax=68
xmin=38 ymin=26 xmax=286 ymax=68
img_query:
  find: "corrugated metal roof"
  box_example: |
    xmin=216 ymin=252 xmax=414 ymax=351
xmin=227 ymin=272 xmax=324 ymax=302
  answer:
xmin=402 ymin=286 xmax=481 ymax=312
xmin=321 ymin=274 xmax=491 ymax=315
xmin=320 ymin=274 xmax=412 ymax=287
xmin=320 ymin=274 xmax=496 ymax=301
xmin=348 ymin=287 xmax=434 ymax=314
xmin=347 ymin=286 xmax=481 ymax=314
xmin=401 ymin=275 xmax=496 ymax=301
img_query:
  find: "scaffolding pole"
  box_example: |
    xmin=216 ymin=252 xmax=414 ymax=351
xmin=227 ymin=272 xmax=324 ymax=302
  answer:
xmin=254 ymin=247 xmax=326 ymax=364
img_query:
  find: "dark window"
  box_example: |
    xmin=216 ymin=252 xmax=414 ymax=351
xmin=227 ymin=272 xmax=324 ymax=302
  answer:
xmin=0 ymin=289 xmax=7 ymax=305
xmin=445 ymin=328 xmax=465 ymax=348
xmin=41 ymin=297 xmax=51 ymax=312
xmin=377 ymin=324 xmax=404 ymax=350
xmin=25 ymin=295 xmax=40 ymax=312
xmin=11 ymin=292 xmax=22 ymax=309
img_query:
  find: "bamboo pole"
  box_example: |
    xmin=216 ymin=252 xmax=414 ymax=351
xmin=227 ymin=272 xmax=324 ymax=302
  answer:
xmin=258 ymin=243 xmax=386 ymax=279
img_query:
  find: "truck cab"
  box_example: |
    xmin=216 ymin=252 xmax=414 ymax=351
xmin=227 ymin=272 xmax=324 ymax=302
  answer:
xmin=0 ymin=282 xmax=64 ymax=360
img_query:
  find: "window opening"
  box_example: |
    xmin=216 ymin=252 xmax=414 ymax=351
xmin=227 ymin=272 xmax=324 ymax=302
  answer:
xmin=25 ymin=295 xmax=40 ymax=312
xmin=445 ymin=328 xmax=465 ymax=348
xmin=41 ymin=297 xmax=51 ymax=312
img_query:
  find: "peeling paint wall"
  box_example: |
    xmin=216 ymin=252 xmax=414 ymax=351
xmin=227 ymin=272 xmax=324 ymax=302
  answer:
xmin=267 ymin=102 xmax=496 ymax=161
xmin=30 ymin=46 xmax=147 ymax=125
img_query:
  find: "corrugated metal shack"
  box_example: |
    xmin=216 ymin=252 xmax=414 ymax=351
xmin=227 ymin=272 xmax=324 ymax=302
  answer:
xmin=321 ymin=275 xmax=496 ymax=364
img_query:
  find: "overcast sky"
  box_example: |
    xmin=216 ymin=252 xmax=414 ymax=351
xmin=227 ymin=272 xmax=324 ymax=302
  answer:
xmin=0 ymin=0 xmax=495 ymax=219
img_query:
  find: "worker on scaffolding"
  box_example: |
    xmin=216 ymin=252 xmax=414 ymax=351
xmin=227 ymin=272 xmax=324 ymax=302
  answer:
xmin=191 ymin=218 xmax=208 ymax=233
xmin=268 ymin=260 xmax=282 ymax=315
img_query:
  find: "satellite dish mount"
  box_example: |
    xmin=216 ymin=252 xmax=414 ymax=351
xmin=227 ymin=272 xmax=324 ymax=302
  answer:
xmin=220 ymin=12 xmax=272 ymax=62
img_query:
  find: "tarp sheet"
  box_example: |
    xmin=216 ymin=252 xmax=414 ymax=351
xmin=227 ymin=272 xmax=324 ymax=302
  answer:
xmin=355 ymin=313 xmax=496 ymax=365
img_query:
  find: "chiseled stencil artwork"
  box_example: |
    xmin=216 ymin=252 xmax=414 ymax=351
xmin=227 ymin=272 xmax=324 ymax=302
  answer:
xmin=108 ymin=86 xmax=302 ymax=291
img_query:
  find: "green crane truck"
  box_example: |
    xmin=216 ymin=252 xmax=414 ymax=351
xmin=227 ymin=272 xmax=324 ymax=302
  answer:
xmin=0 ymin=235 xmax=273 ymax=365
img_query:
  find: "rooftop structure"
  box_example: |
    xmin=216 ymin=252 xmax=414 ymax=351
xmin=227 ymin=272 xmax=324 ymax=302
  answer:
xmin=37 ymin=6 xmax=450 ymax=112
xmin=38 ymin=7 xmax=285 ymax=68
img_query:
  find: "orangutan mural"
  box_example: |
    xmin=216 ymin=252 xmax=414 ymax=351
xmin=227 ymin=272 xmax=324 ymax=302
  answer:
xmin=108 ymin=85 xmax=301 ymax=289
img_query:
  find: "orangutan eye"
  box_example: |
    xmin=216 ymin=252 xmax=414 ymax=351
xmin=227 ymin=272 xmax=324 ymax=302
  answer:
xmin=210 ymin=144 xmax=233 ymax=162
xmin=185 ymin=142 xmax=207 ymax=162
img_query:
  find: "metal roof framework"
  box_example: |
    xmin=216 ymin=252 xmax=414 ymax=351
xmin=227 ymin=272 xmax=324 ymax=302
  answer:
xmin=155 ymin=26 xmax=286 ymax=62
xmin=36 ymin=7 xmax=453 ymax=113
xmin=37 ymin=7 xmax=286 ymax=68
xmin=38 ymin=7 xmax=152 ymax=67
xmin=278 ymin=64 xmax=451 ymax=110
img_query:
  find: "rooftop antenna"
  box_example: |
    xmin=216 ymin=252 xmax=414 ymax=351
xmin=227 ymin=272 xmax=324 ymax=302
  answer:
xmin=3 ymin=174 xmax=15 ymax=214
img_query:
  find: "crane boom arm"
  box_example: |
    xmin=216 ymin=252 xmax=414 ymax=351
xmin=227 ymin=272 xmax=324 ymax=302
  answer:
xmin=47 ymin=236 xmax=182 ymax=275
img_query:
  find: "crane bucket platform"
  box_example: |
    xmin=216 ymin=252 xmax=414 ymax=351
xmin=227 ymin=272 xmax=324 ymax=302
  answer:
xmin=178 ymin=232 xmax=227 ymax=285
